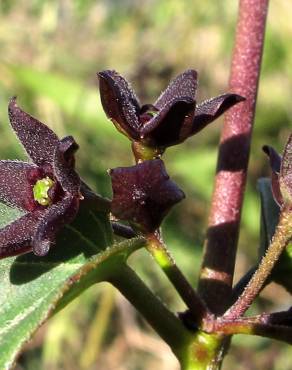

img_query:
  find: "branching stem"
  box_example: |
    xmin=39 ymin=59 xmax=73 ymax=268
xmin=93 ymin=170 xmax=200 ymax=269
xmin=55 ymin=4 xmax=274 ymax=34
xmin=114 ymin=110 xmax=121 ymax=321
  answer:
xmin=207 ymin=316 xmax=292 ymax=345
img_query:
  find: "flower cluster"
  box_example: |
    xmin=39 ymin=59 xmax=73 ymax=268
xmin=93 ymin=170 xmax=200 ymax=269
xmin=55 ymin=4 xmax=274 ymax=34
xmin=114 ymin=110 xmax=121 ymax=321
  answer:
xmin=99 ymin=69 xmax=244 ymax=231
xmin=0 ymin=69 xmax=245 ymax=257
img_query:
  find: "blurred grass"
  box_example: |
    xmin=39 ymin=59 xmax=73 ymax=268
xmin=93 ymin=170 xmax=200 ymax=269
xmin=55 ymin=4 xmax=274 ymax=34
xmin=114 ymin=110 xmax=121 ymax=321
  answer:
xmin=0 ymin=0 xmax=291 ymax=369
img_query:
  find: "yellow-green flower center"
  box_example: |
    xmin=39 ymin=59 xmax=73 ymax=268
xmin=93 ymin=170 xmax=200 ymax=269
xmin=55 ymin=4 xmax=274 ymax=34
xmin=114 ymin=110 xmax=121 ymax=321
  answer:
xmin=33 ymin=177 xmax=55 ymax=206
xmin=148 ymin=110 xmax=158 ymax=117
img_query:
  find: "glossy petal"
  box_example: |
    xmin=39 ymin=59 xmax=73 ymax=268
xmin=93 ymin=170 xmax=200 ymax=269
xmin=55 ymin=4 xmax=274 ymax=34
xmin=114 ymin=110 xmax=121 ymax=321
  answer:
xmin=140 ymin=98 xmax=196 ymax=146
xmin=263 ymin=145 xmax=282 ymax=205
xmin=191 ymin=94 xmax=245 ymax=134
xmin=110 ymin=159 xmax=185 ymax=232
xmin=0 ymin=161 xmax=40 ymax=211
xmin=32 ymin=194 xmax=79 ymax=256
xmin=8 ymin=97 xmax=60 ymax=167
xmin=154 ymin=70 xmax=198 ymax=110
xmin=0 ymin=212 xmax=41 ymax=259
xmin=98 ymin=70 xmax=140 ymax=139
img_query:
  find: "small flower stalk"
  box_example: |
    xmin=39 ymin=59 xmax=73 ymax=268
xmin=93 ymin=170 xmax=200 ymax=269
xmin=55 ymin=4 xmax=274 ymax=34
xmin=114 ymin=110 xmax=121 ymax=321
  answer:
xmin=0 ymin=98 xmax=81 ymax=258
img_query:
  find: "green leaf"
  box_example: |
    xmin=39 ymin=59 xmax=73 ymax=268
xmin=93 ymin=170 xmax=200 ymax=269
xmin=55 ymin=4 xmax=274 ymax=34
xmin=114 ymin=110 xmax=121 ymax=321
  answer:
xmin=257 ymin=177 xmax=292 ymax=293
xmin=0 ymin=200 xmax=144 ymax=369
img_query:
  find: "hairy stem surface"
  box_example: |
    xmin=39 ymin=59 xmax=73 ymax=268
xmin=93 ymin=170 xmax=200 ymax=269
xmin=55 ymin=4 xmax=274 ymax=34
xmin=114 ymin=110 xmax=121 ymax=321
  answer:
xmin=224 ymin=209 xmax=292 ymax=320
xmin=198 ymin=0 xmax=269 ymax=314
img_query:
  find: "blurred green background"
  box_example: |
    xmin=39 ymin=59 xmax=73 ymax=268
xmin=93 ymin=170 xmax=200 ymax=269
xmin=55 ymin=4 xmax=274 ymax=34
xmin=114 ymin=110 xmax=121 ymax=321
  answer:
xmin=0 ymin=0 xmax=291 ymax=369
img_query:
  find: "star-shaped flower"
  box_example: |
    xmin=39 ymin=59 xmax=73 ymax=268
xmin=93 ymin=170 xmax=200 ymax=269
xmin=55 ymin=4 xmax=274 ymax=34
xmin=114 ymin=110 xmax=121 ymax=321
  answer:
xmin=263 ymin=134 xmax=292 ymax=207
xmin=109 ymin=159 xmax=185 ymax=232
xmin=98 ymin=69 xmax=244 ymax=158
xmin=0 ymin=97 xmax=81 ymax=258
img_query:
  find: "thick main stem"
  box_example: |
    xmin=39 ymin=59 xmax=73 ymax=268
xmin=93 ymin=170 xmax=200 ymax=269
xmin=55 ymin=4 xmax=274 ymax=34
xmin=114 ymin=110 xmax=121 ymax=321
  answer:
xmin=198 ymin=0 xmax=269 ymax=314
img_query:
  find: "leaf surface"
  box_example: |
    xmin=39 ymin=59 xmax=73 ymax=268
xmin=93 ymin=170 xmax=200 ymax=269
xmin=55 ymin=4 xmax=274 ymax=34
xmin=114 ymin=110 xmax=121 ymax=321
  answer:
xmin=0 ymin=200 xmax=143 ymax=369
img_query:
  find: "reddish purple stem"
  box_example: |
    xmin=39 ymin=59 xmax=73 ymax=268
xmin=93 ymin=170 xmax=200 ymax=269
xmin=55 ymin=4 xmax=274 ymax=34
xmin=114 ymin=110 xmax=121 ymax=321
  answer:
xmin=198 ymin=0 xmax=269 ymax=314
xmin=211 ymin=319 xmax=292 ymax=345
xmin=202 ymin=309 xmax=292 ymax=345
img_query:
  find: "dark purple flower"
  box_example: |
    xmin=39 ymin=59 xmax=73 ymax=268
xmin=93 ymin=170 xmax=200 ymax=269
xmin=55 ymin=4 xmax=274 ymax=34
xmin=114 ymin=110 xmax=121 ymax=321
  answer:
xmin=109 ymin=159 xmax=185 ymax=232
xmin=98 ymin=69 xmax=244 ymax=155
xmin=0 ymin=97 xmax=81 ymax=258
xmin=263 ymin=135 xmax=292 ymax=207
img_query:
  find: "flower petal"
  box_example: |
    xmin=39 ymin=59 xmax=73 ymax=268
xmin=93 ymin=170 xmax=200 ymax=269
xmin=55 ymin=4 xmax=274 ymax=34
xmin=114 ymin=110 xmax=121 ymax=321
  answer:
xmin=32 ymin=194 xmax=79 ymax=256
xmin=8 ymin=97 xmax=60 ymax=167
xmin=0 ymin=160 xmax=40 ymax=211
xmin=98 ymin=70 xmax=141 ymax=139
xmin=0 ymin=212 xmax=40 ymax=259
xmin=154 ymin=70 xmax=198 ymax=110
xmin=191 ymin=94 xmax=245 ymax=134
xmin=53 ymin=136 xmax=80 ymax=194
xmin=110 ymin=159 xmax=185 ymax=232
xmin=140 ymin=98 xmax=196 ymax=147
